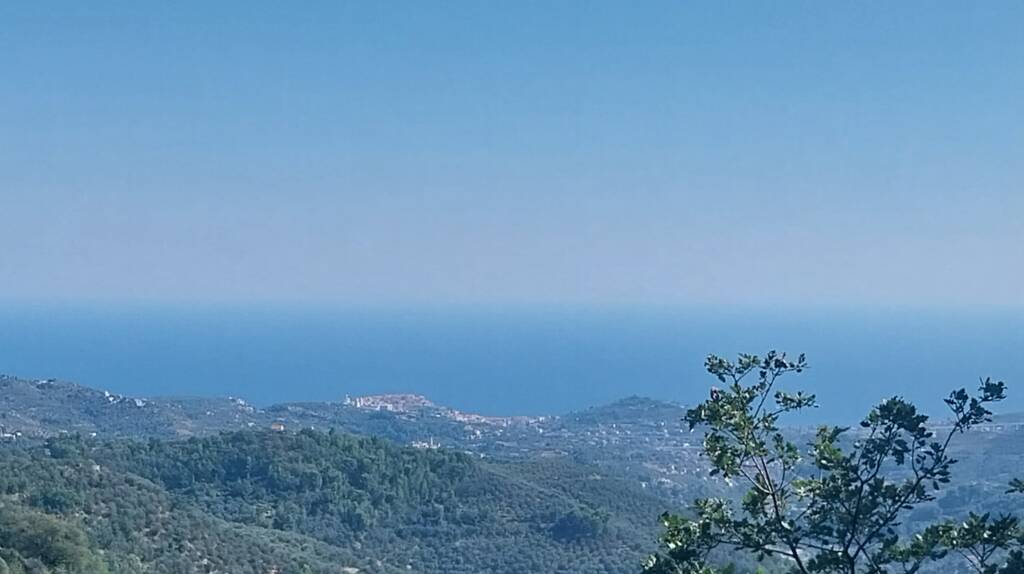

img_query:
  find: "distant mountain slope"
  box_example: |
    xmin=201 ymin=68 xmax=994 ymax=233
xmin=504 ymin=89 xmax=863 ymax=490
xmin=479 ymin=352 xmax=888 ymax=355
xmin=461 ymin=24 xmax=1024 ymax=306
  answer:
xmin=0 ymin=374 xmax=715 ymax=500
xmin=0 ymin=375 xmax=698 ymax=472
xmin=561 ymin=395 xmax=687 ymax=426
xmin=3 ymin=374 xmax=1023 ymax=573
xmin=0 ymin=374 xmax=554 ymax=442
xmin=0 ymin=375 xmax=686 ymax=443
xmin=0 ymin=374 xmax=261 ymax=439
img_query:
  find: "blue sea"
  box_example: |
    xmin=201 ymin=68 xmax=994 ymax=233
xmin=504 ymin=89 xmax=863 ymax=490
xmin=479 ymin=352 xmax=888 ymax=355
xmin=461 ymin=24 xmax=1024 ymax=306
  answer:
xmin=0 ymin=304 xmax=1021 ymax=422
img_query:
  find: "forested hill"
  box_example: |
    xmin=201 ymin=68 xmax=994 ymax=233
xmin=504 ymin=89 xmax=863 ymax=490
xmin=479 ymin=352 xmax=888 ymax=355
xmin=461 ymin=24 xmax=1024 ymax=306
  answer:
xmin=0 ymin=429 xmax=668 ymax=574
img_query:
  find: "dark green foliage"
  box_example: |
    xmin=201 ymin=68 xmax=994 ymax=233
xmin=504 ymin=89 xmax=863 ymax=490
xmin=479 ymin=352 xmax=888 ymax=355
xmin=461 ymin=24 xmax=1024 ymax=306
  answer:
xmin=0 ymin=505 xmax=108 ymax=574
xmin=0 ymin=429 xmax=660 ymax=573
xmin=905 ymin=512 xmax=1024 ymax=574
xmin=551 ymin=509 xmax=608 ymax=541
xmin=646 ymin=352 xmax=1022 ymax=574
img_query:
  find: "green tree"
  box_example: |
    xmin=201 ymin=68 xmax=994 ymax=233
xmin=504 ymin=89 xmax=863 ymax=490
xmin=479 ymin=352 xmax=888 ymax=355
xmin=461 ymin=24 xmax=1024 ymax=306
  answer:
xmin=644 ymin=351 xmax=1023 ymax=574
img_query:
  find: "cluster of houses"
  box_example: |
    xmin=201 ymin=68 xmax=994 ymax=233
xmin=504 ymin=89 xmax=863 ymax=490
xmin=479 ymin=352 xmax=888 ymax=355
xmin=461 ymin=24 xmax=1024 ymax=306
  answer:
xmin=343 ymin=393 xmax=436 ymax=412
xmin=0 ymin=425 xmax=22 ymax=441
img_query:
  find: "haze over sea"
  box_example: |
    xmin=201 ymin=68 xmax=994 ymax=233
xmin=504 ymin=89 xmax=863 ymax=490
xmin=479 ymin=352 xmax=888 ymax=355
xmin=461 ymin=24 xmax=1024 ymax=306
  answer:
xmin=1 ymin=304 xmax=1020 ymax=422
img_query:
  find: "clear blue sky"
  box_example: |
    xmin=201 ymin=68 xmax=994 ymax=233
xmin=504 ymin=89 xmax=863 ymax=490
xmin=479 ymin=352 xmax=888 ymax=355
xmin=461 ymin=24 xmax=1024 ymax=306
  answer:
xmin=2 ymin=2 xmax=1021 ymax=307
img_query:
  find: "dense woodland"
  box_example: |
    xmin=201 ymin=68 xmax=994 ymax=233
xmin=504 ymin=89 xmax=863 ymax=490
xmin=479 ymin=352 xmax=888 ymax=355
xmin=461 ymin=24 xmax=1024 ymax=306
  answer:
xmin=0 ymin=429 xmax=669 ymax=574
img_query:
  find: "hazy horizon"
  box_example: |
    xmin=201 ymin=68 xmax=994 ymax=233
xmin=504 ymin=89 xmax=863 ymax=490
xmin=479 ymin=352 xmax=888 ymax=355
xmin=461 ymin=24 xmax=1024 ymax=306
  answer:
xmin=2 ymin=304 xmax=1021 ymax=423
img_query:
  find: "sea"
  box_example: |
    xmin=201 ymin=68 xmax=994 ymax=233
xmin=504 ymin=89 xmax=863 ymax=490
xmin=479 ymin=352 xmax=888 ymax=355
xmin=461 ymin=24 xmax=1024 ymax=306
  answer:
xmin=0 ymin=304 xmax=1021 ymax=423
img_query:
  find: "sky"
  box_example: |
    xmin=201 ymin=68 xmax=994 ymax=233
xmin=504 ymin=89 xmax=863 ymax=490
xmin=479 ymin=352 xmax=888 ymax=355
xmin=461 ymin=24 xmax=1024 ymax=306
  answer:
xmin=2 ymin=1 xmax=1022 ymax=308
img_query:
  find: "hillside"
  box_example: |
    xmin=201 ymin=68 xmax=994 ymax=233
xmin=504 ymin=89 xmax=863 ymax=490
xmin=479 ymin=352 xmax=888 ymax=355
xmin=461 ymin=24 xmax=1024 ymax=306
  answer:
xmin=0 ymin=375 xmax=261 ymax=439
xmin=0 ymin=376 xmax=683 ymax=444
xmin=5 ymin=374 xmax=1022 ymax=519
xmin=0 ymin=375 xmax=554 ymax=443
xmin=0 ymin=375 xmax=711 ymax=502
xmin=6 ymin=374 xmax=1024 ymax=573
xmin=0 ymin=429 xmax=669 ymax=574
